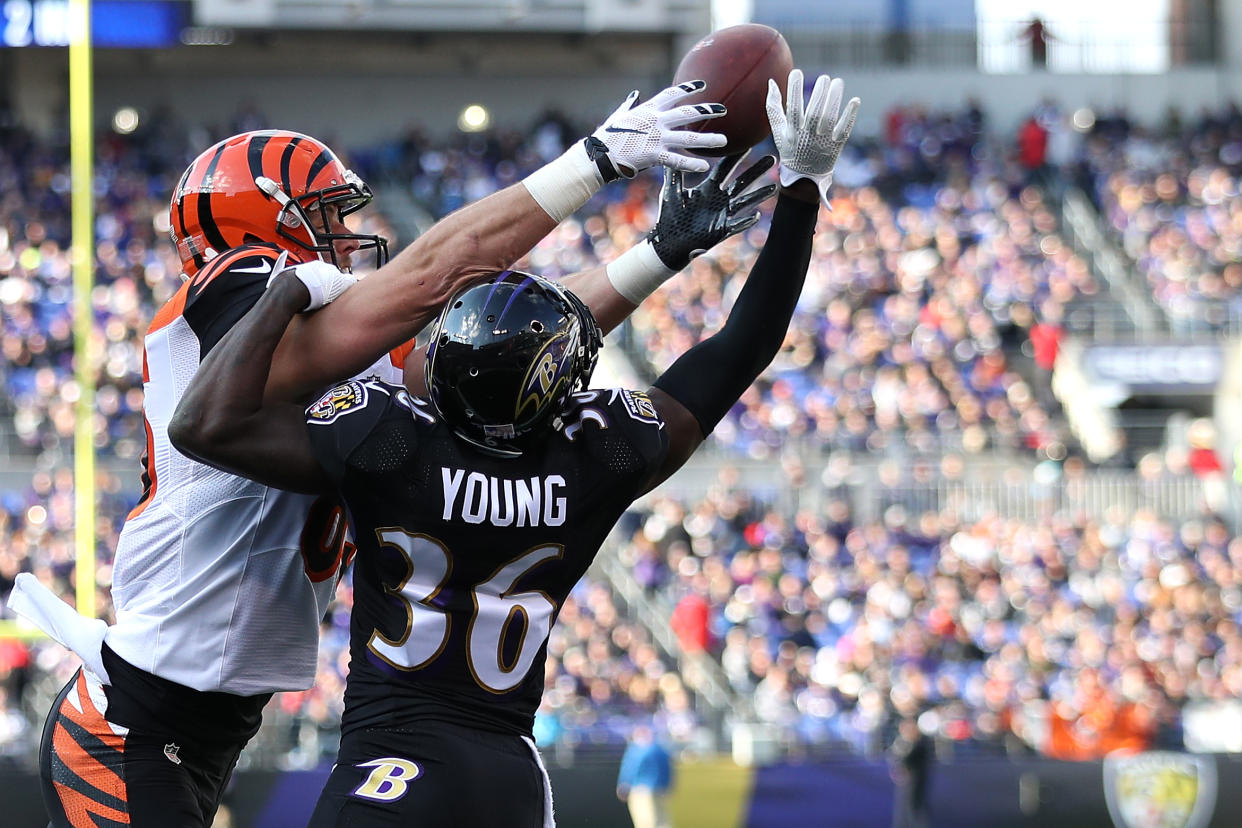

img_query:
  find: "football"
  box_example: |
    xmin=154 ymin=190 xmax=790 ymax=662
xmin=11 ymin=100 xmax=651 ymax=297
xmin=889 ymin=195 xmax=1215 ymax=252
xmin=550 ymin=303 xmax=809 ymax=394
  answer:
xmin=672 ymin=23 xmax=795 ymax=156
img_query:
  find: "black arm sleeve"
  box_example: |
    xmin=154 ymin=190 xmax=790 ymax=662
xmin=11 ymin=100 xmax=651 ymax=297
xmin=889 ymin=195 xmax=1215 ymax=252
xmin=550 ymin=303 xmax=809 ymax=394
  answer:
xmin=652 ymin=193 xmax=818 ymax=435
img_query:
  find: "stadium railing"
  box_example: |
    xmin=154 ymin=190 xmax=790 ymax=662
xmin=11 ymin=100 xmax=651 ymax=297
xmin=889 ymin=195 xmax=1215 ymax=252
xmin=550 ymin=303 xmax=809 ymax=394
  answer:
xmin=1060 ymin=188 xmax=1166 ymax=338
xmin=776 ymin=17 xmax=1218 ymax=71
xmin=661 ymin=451 xmax=1233 ymax=526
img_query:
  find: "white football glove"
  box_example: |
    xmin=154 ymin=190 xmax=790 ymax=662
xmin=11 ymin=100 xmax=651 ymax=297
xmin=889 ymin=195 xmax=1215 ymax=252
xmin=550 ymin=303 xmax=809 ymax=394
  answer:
xmin=766 ymin=69 xmax=861 ymax=206
xmin=587 ymin=80 xmax=728 ymax=180
xmin=268 ymin=252 xmax=357 ymax=311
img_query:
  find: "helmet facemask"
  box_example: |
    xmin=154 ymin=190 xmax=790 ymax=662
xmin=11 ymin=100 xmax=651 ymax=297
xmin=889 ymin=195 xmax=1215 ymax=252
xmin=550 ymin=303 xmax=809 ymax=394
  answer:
xmin=257 ymin=170 xmax=389 ymax=273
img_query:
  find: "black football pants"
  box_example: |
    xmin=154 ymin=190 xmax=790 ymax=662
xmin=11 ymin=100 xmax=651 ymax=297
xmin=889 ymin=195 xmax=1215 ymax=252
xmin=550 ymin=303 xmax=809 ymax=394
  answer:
xmin=308 ymin=719 xmax=552 ymax=827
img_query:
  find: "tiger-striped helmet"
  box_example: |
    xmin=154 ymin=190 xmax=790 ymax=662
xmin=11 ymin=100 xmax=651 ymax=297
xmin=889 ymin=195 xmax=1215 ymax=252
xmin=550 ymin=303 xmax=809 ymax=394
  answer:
xmin=168 ymin=130 xmax=388 ymax=278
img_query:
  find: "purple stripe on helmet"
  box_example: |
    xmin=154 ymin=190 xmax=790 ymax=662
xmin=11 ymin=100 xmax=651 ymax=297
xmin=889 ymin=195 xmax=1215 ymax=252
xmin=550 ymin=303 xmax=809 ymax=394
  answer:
xmin=479 ymin=270 xmax=515 ymax=313
xmin=496 ymin=274 xmax=537 ymax=326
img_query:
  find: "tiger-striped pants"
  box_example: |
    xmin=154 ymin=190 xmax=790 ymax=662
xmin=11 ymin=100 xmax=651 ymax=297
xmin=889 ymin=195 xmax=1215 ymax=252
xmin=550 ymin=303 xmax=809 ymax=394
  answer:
xmin=40 ymin=668 xmax=243 ymax=828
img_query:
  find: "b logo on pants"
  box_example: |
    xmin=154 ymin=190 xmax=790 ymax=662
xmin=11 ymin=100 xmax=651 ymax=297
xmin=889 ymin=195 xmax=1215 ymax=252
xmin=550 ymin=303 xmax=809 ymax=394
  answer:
xmin=352 ymin=757 xmax=422 ymax=802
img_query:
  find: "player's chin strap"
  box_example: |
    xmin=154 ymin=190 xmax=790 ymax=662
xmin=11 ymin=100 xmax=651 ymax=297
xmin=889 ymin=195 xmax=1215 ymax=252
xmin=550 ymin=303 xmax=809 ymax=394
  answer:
xmin=256 ymin=174 xmax=337 ymax=261
xmin=257 ymin=174 xmax=316 ymax=235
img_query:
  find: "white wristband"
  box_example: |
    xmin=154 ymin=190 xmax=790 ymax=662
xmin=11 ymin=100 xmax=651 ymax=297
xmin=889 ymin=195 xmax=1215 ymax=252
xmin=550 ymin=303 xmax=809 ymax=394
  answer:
xmin=605 ymin=240 xmax=676 ymax=305
xmin=522 ymin=141 xmax=605 ymax=223
xmin=271 ymin=258 xmax=356 ymax=311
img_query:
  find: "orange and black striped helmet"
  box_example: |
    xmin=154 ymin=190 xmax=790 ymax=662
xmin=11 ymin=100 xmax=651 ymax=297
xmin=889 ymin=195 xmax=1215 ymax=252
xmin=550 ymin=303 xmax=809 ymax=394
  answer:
xmin=168 ymin=130 xmax=388 ymax=278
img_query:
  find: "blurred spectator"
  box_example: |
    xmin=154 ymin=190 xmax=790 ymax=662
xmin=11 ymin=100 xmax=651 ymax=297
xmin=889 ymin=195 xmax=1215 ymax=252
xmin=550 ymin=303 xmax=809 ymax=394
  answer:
xmin=1186 ymin=419 xmax=1227 ymax=512
xmin=1018 ymin=18 xmax=1056 ymax=69
xmin=1027 ymin=299 xmax=1063 ymax=409
xmin=671 ymin=587 xmax=711 ymax=655
xmin=1018 ymin=116 xmax=1049 ymax=183
xmin=889 ymin=717 xmax=932 ymax=828
xmin=617 ymin=723 xmax=674 ymax=828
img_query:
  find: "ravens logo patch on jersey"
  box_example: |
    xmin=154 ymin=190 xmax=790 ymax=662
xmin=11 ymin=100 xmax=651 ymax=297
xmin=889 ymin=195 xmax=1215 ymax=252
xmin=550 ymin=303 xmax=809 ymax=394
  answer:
xmin=308 ymin=380 xmax=370 ymax=424
xmin=619 ymin=389 xmax=660 ymax=425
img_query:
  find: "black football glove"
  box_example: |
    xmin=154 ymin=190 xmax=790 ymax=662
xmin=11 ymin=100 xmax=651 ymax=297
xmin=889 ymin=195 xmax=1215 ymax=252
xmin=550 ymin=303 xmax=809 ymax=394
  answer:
xmin=647 ymin=152 xmax=778 ymax=271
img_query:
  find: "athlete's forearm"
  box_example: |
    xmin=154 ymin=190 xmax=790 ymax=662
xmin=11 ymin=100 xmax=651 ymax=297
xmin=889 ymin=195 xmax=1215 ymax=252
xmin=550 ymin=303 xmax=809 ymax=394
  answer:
xmin=371 ymin=183 xmax=560 ymax=325
xmin=170 ymin=276 xmax=329 ymax=493
xmin=560 ymin=265 xmax=637 ymax=335
xmin=267 ymin=135 xmax=617 ymax=403
xmin=653 ymin=190 xmax=819 ymax=435
xmin=266 ymin=183 xmax=558 ymax=403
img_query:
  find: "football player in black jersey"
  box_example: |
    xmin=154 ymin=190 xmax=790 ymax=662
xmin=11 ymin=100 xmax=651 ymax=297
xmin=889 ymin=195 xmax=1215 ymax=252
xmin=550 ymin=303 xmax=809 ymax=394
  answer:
xmin=172 ymin=70 xmax=859 ymax=827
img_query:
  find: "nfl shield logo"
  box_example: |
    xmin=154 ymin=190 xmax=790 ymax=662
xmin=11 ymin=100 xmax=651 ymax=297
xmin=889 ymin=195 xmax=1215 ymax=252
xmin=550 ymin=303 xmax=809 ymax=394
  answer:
xmin=1103 ymin=751 xmax=1216 ymax=828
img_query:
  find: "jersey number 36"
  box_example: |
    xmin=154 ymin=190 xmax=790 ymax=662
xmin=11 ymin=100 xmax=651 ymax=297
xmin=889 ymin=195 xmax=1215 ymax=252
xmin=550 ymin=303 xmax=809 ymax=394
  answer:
xmin=367 ymin=528 xmax=562 ymax=694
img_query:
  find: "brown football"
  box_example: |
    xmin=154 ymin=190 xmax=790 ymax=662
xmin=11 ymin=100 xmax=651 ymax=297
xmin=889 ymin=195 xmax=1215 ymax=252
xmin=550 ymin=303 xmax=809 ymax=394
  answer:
xmin=672 ymin=24 xmax=794 ymax=156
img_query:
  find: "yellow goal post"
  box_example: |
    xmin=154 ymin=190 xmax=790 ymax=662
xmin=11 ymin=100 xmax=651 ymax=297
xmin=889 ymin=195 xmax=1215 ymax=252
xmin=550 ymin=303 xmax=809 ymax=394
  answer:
xmin=0 ymin=0 xmax=95 ymax=640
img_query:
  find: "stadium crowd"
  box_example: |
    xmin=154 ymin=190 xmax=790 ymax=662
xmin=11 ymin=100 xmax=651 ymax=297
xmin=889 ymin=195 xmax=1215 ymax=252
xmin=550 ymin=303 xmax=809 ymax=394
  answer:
xmin=0 ymin=98 xmax=1236 ymax=766
xmin=1082 ymin=103 xmax=1242 ymax=331
xmin=613 ymin=167 xmax=1087 ymax=461
xmin=621 ymin=482 xmax=1231 ymax=760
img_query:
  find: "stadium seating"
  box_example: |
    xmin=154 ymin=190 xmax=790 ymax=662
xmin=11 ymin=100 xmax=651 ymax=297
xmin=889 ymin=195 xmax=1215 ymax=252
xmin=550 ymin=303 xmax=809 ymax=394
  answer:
xmin=1084 ymin=105 xmax=1242 ymax=332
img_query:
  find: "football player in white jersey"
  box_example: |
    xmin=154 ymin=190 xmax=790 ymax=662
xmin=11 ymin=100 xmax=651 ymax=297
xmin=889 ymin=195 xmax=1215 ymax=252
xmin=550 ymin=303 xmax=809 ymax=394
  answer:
xmin=10 ymin=82 xmax=734 ymax=827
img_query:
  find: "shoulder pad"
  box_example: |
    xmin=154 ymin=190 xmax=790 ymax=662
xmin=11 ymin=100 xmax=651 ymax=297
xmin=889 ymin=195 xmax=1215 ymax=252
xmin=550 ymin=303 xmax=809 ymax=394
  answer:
xmin=613 ymin=388 xmax=662 ymax=427
xmin=308 ymin=378 xmax=374 ymax=425
xmin=187 ymin=243 xmax=289 ymax=292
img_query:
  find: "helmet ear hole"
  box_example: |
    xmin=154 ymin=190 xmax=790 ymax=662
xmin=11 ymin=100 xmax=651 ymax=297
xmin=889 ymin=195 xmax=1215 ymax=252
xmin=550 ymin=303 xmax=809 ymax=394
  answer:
xmin=468 ymin=367 xmax=479 ymax=377
xmin=531 ymin=321 xmax=544 ymax=333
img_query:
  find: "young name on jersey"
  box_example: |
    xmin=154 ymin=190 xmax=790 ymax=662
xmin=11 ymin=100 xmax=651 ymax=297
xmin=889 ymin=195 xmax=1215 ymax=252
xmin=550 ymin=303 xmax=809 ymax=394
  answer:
xmin=440 ymin=468 xmax=567 ymax=528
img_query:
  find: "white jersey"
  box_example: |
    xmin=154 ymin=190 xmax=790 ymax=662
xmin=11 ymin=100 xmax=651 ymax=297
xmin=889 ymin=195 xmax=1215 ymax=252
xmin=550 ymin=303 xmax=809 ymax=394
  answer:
xmin=104 ymin=245 xmax=414 ymax=696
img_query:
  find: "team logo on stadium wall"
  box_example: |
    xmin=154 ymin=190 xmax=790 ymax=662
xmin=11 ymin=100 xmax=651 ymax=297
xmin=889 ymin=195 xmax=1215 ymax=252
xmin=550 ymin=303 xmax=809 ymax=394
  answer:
xmin=1103 ymin=751 xmax=1216 ymax=828
xmin=308 ymin=380 xmax=369 ymax=424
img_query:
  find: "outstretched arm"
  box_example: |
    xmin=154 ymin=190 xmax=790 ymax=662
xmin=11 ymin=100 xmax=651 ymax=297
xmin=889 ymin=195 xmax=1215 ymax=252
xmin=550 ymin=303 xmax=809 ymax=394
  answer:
xmin=400 ymin=152 xmax=776 ymax=395
xmin=644 ymin=185 xmax=820 ymax=491
xmin=642 ymin=70 xmax=861 ymax=492
xmin=264 ymin=82 xmax=726 ymax=403
xmin=170 ymin=266 xmax=330 ymax=493
xmin=574 ymin=152 xmax=777 ymax=334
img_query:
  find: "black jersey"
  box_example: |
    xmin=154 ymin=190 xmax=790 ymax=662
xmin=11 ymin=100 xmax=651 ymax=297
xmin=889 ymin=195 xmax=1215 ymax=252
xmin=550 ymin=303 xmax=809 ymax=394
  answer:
xmin=304 ymin=378 xmax=669 ymax=738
